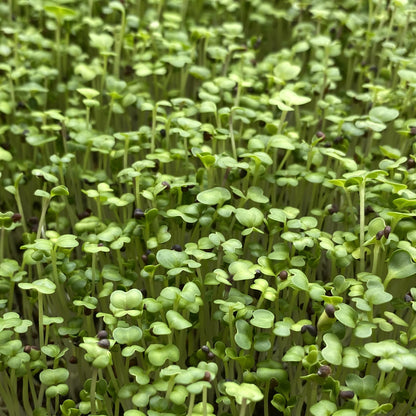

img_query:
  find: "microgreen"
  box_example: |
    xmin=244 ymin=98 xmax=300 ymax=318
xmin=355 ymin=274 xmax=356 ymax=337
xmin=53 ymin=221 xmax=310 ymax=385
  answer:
xmin=2 ymin=0 xmax=416 ymax=415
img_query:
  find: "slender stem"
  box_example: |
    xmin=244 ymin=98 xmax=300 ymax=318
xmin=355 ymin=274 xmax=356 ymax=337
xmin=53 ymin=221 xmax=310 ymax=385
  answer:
xmin=22 ymin=374 xmax=33 ymax=416
xmin=90 ymin=367 xmax=98 ymax=414
xmin=14 ymin=186 xmax=28 ymax=234
xmin=202 ymin=385 xmax=208 ymax=416
xmin=106 ymin=99 xmax=114 ymax=133
xmin=10 ymin=369 xmax=18 ymax=410
xmin=83 ymin=142 xmax=92 ymax=171
xmin=376 ymin=370 xmax=385 ymax=395
xmin=114 ymin=8 xmax=126 ymax=78
xmin=229 ymin=112 xmax=237 ymax=160
xmin=55 ymin=396 xmax=59 ymax=414
xmin=263 ymin=381 xmax=270 ymax=416
xmin=56 ymin=19 xmax=61 ymax=82
xmin=37 ymin=383 xmax=46 ymax=408
xmin=37 ymin=196 xmax=50 ymax=239
xmin=26 ymin=361 xmax=38 ymax=407
xmin=186 ymin=394 xmax=195 ymax=416
xmin=38 ymin=293 xmax=44 ymax=349
xmin=359 ymin=181 xmax=366 ymax=273
xmin=277 ymin=111 xmax=287 ymax=135
xmin=101 ymin=54 xmax=108 ymax=96
xmin=366 ymin=0 xmax=373 ymax=55
xmin=180 ymin=65 xmax=189 ymax=96
xmin=106 ymin=364 xmax=120 ymax=394
xmin=372 ymin=243 xmax=381 ymax=275
xmin=46 ymin=397 xmax=51 ymax=415
xmin=123 ymin=137 xmax=129 ymax=170
xmin=151 ymin=107 xmax=156 ymax=153
xmin=0 ymin=375 xmax=17 ymax=415
xmin=86 ymin=106 xmax=91 ymax=130
xmin=0 ymin=227 xmax=4 ymax=262
xmin=93 ymin=198 xmax=102 ymax=223
xmin=229 ymin=307 xmax=236 ymax=351
xmin=239 ymin=397 xmax=247 ymax=416
xmin=91 ymin=253 xmax=97 ymax=295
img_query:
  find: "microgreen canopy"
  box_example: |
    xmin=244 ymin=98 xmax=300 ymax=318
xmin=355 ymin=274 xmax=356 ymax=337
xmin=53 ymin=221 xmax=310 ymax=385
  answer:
xmin=2 ymin=0 xmax=416 ymax=415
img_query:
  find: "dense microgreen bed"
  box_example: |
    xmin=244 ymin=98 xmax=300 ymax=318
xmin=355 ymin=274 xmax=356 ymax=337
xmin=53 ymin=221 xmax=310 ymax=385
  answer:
xmin=1 ymin=0 xmax=416 ymax=415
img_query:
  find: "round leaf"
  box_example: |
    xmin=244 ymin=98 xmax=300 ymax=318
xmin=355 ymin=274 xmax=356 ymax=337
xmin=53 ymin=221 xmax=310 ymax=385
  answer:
xmin=235 ymin=208 xmax=264 ymax=228
xmin=310 ymin=400 xmax=337 ymax=416
xmin=322 ymin=333 xmax=342 ymax=365
xmin=369 ymin=106 xmax=399 ymax=123
xmin=224 ymin=382 xmax=263 ymax=404
xmin=334 ymin=303 xmax=357 ymax=328
xmin=110 ymin=289 xmax=143 ymax=310
xmin=279 ymin=89 xmax=311 ymax=106
xmin=235 ymin=319 xmax=252 ymax=350
xmin=146 ymin=344 xmax=180 ymax=366
xmin=45 ymin=384 xmax=69 ymax=398
xmin=250 ymin=309 xmax=275 ymax=329
xmin=39 ymin=368 xmax=69 ymax=386
xmin=113 ymin=326 xmax=143 ymax=345
xmin=156 ymin=249 xmax=188 ymax=269
xmin=56 ymin=235 xmax=79 ymax=249
xmin=166 ymin=310 xmax=192 ymax=330
xmin=19 ymin=279 xmax=56 ymax=294
xmin=197 ymin=187 xmax=231 ymax=206
xmin=385 ymin=250 xmax=416 ymax=285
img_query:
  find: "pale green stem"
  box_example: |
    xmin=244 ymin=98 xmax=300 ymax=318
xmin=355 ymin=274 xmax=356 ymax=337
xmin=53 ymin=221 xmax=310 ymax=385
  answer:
xmin=186 ymin=394 xmax=195 ymax=416
xmin=83 ymin=142 xmax=92 ymax=171
xmin=86 ymin=106 xmax=91 ymax=130
xmin=14 ymin=186 xmax=28 ymax=234
xmin=0 ymin=227 xmax=4 ymax=262
xmin=151 ymin=107 xmax=156 ymax=153
xmin=36 ymin=196 xmax=50 ymax=239
xmin=263 ymin=381 xmax=270 ymax=416
xmin=38 ymin=293 xmax=44 ymax=348
xmin=114 ymin=9 xmax=126 ymax=78
xmin=90 ymin=367 xmax=98 ymax=414
xmin=7 ymin=281 xmax=14 ymax=311
xmin=8 ymin=73 xmax=16 ymax=113
xmin=376 ymin=370 xmax=385 ymax=395
xmin=95 ymin=197 xmax=102 ymax=221
xmin=101 ymin=55 xmax=108 ymax=96
xmin=229 ymin=112 xmax=237 ymax=160
xmin=37 ymin=378 xmax=46 ymax=408
xmin=372 ymin=243 xmax=381 ymax=275
xmin=202 ymin=385 xmax=208 ymax=416
xmin=134 ymin=176 xmax=140 ymax=208
xmin=106 ymin=364 xmax=120 ymax=393
xmin=91 ymin=253 xmax=97 ymax=295
xmin=22 ymin=374 xmax=32 ymax=416
xmin=46 ymin=397 xmax=51 ymax=415
xmin=56 ymin=18 xmax=61 ymax=82
xmin=239 ymin=397 xmax=247 ymax=416
xmin=106 ymin=99 xmax=114 ymax=133
xmin=123 ymin=137 xmax=129 ymax=170
xmin=359 ymin=181 xmax=366 ymax=272
xmin=277 ymin=110 xmax=288 ymax=134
